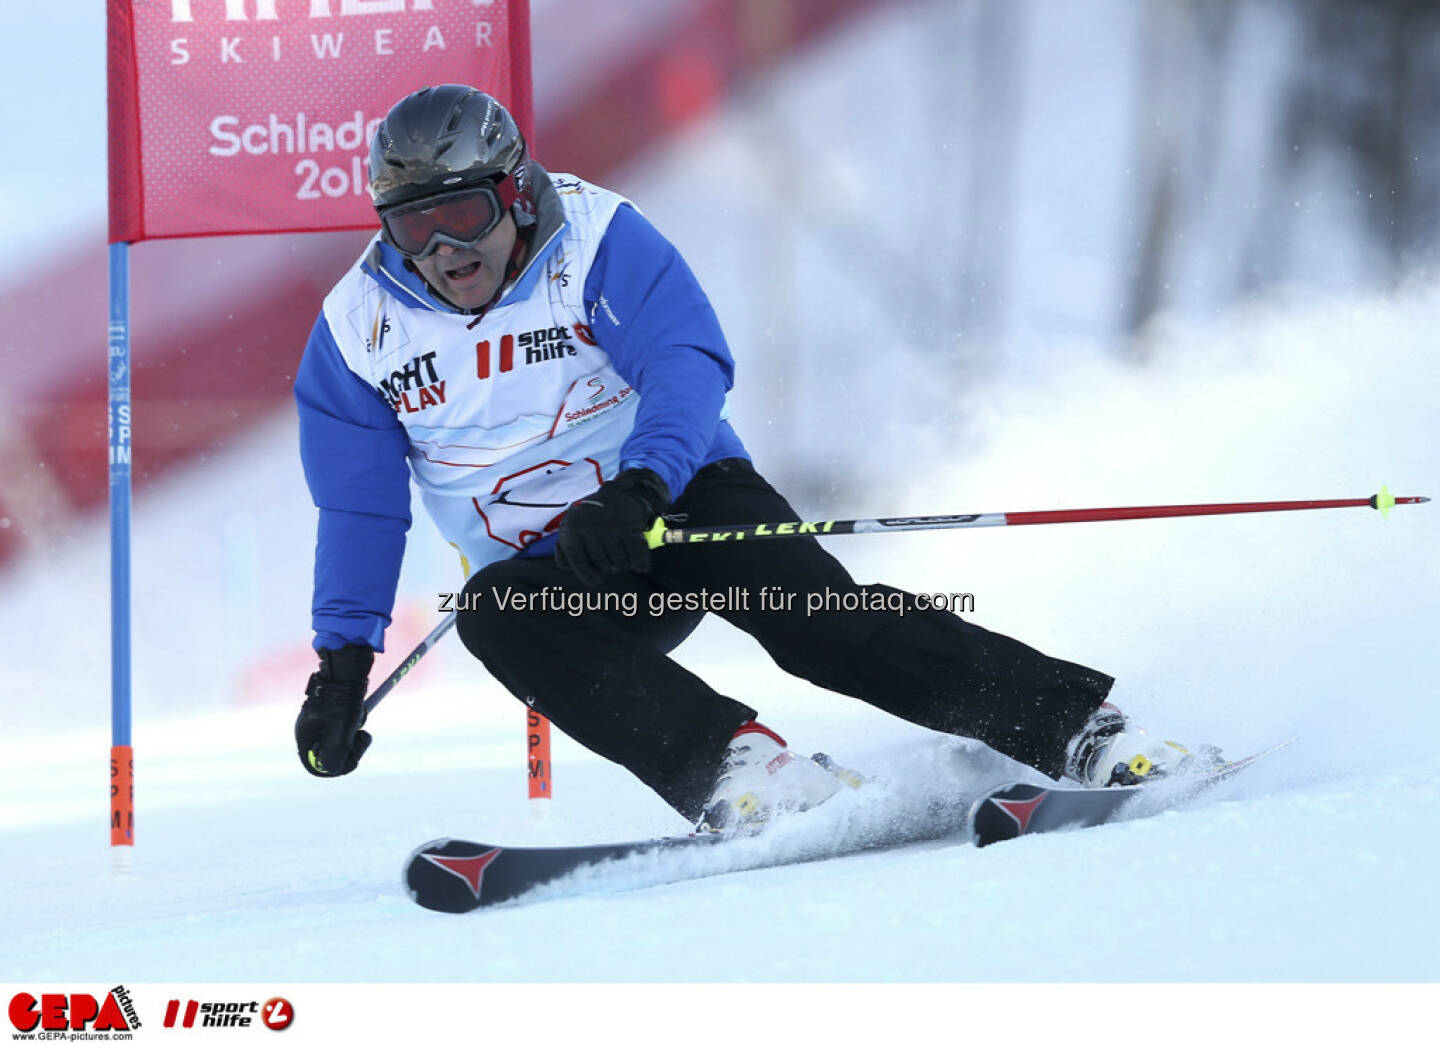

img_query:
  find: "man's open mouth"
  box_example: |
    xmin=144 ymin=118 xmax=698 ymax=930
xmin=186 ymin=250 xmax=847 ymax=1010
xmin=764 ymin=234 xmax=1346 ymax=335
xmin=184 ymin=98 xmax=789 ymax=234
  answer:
xmin=446 ymin=259 xmax=482 ymax=281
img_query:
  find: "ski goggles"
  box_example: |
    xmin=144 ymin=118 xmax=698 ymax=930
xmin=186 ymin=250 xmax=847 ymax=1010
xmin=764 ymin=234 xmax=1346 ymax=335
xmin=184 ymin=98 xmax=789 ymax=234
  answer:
xmin=380 ymin=178 xmax=518 ymax=260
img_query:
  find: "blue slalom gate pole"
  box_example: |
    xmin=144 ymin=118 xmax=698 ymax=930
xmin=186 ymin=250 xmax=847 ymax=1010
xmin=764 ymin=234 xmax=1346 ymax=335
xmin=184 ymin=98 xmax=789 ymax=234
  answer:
xmin=109 ymin=240 xmax=134 ymax=865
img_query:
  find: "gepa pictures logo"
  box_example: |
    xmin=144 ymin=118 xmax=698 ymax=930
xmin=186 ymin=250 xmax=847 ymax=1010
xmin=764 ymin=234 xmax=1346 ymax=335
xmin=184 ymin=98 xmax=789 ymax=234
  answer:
xmin=8 ymin=986 xmax=142 ymax=1035
xmin=169 ymin=0 xmax=438 ymax=22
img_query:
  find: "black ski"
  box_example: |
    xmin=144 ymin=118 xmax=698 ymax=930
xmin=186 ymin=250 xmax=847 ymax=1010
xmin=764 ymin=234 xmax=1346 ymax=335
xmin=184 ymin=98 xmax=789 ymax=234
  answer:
xmin=968 ymin=738 xmax=1294 ymax=847
xmin=404 ymin=798 xmax=971 ymax=913
xmin=404 ymin=740 xmax=1292 ymax=912
xmin=404 ymin=832 xmax=731 ymax=913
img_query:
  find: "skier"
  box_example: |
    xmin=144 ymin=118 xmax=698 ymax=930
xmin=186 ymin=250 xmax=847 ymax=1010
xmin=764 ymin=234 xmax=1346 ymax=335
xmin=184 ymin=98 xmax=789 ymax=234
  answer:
xmin=294 ymin=85 xmax=1201 ymax=831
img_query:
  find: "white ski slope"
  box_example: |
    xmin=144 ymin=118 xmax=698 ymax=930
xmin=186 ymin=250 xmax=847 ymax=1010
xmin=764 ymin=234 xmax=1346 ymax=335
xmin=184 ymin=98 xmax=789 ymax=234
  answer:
xmin=2 ymin=1 xmax=1437 ymax=1037
xmin=1 ymin=276 xmax=1435 ymax=1039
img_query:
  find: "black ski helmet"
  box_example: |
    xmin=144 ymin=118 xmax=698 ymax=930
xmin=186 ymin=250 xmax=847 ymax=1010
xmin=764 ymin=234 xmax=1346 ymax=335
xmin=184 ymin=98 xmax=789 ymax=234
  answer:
xmin=369 ymin=85 xmax=532 ymax=220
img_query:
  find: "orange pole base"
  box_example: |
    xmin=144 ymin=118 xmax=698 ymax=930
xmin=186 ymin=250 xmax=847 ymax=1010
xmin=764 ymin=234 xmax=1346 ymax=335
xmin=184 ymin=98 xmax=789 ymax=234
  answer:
xmin=110 ymin=745 xmax=134 ymax=846
xmin=527 ymin=712 xmax=551 ymax=800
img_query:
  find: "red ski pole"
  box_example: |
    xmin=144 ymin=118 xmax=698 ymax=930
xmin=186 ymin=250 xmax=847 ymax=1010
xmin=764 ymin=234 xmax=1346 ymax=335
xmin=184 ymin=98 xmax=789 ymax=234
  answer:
xmin=363 ymin=487 xmax=1427 ymax=705
xmin=644 ymin=486 xmax=1427 ymax=547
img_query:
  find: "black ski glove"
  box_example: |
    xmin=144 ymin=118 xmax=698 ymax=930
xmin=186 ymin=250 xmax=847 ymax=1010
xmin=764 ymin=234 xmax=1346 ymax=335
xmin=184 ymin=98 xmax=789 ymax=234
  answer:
xmin=295 ymin=644 xmax=374 ymax=778
xmin=554 ymin=467 xmax=671 ymax=587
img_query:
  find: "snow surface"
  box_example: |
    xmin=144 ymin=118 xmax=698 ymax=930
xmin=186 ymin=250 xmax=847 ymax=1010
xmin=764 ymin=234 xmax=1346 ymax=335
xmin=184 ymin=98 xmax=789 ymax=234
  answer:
xmin=4 ymin=274 xmax=1436 ymax=996
xmin=3 ymin=0 xmax=1438 ymax=1036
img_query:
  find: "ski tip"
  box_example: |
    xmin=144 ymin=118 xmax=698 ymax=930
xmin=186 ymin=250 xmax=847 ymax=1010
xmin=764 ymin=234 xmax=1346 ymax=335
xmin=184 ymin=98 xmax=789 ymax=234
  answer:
xmin=404 ymin=838 xmax=501 ymax=914
xmin=968 ymin=782 xmax=1047 ymax=848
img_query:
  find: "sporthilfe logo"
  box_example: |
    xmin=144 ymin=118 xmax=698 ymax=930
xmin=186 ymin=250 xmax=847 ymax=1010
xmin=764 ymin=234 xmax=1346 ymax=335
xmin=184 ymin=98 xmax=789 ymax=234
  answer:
xmin=162 ymin=995 xmax=294 ymax=1030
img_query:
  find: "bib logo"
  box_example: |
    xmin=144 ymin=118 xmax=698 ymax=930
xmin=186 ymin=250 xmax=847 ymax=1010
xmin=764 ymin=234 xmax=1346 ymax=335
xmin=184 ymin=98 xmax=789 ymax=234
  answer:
xmin=379 ymin=351 xmax=447 ymax=414
xmin=476 ymin=328 xmax=579 ymax=380
xmin=8 ymin=987 xmax=142 ymax=1036
xmin=475 ymin=458 xmax=605 ymax=551
xmin=518 ymin=327 xmax=578 ymax=365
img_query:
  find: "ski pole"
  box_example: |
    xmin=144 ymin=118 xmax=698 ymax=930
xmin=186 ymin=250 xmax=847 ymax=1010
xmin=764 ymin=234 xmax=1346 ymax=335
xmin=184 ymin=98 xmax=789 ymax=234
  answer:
xmin=364 ymin=613 xmax=457 ymax=713
xmin=643 ymin=486 xmax=1427 ymax=548
xmin=361 ymin=607 xmax=554 ymax=804
xmin=365 ymin=486 xmax=1428 ymax=711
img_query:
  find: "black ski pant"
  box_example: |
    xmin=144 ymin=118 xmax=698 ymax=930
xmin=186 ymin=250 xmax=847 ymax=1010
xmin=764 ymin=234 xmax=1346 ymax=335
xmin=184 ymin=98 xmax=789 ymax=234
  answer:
xmin=456 ymin=458 xmax=1112 ymax=821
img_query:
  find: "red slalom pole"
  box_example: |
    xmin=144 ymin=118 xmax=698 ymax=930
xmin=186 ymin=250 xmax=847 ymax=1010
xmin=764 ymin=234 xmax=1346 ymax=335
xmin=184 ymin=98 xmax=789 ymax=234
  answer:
xmin=645 ymin=487 xmax=1428 ymax=547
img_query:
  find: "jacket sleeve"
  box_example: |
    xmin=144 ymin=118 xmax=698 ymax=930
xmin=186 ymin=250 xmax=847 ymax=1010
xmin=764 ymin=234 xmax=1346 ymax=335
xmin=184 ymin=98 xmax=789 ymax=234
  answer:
xmin=582 ymin=203 xmax=736 ymax=499
xmin=295 ymin=313 xmax=412 ymax=652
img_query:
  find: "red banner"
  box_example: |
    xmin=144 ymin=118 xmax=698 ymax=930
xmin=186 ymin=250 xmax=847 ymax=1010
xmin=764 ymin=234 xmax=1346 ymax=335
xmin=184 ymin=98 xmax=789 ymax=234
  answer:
xmin=107 ymin=0 xmax=533 ymax=243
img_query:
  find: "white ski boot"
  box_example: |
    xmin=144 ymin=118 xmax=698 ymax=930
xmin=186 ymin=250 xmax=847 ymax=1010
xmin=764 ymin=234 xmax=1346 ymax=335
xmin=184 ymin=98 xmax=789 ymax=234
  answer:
xmin=696 ymin=722 xmax=854 ymax=833
xmin=1063 ymin=703 xmax=1219 ymax=788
